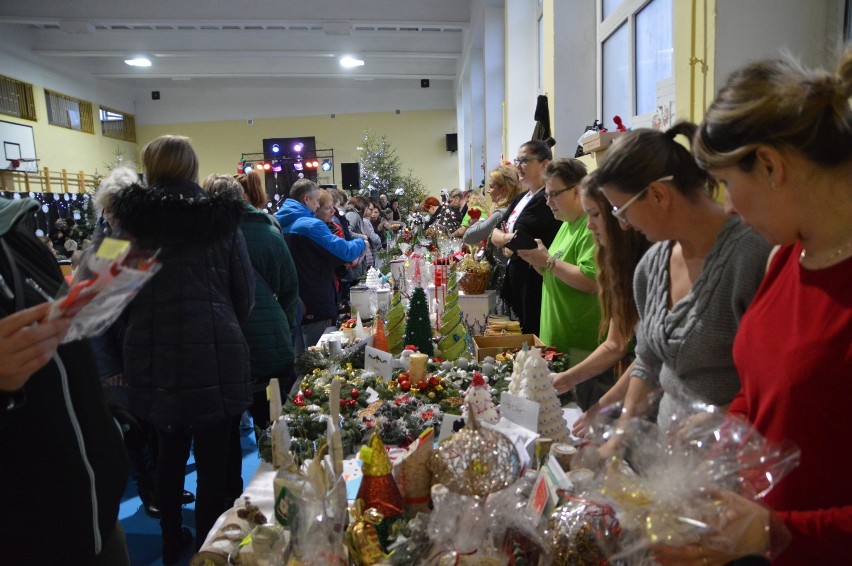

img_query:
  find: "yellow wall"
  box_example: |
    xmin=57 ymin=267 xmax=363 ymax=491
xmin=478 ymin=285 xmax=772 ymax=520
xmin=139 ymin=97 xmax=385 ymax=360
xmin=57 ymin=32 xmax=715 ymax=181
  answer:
xmin=3 ymin=85 xmax=138 ymax=179
xmin=136 ymin=109 xmax=459 ymax=196
xmin=675 ymin=0 xmax=716 ymax=125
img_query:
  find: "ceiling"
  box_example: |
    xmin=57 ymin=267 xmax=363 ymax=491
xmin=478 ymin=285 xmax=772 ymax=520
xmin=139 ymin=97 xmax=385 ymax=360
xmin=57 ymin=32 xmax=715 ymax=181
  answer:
xmin=0 ymin=0 xmax=472 ymax=89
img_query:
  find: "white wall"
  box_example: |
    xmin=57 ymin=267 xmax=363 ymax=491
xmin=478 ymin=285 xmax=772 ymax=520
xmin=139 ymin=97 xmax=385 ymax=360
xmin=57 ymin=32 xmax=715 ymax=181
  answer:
xmin=131 ymin=77 xmax=455 ymax=126
xmin=505 ymin=0 xmax=540 ymax=158
xmin=714 ymin=0 xmax=845 ymax=90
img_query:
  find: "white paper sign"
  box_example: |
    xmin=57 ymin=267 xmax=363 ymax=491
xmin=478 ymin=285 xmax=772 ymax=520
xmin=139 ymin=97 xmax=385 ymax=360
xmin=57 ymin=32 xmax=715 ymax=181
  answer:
xmin=481 ymin=417 xmax=537 ymax=468
xmin=438 ymin=414 xmax=466 ymax=441
xmin=364 ymin=346 xmax=394 ymax=381
xmin=500 ymin=392 xmax=540 ymax=433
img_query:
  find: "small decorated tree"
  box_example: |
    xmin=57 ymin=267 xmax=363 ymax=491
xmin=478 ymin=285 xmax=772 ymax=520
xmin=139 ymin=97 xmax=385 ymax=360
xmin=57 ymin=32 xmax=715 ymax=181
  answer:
xmin=403 ymin=287 xmax=434 ymax=356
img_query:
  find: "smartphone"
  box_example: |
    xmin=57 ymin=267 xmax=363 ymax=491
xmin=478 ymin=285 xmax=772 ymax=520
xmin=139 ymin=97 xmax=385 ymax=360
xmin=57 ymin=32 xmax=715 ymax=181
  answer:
xmin=505 ymin=231 xmax=538 ymax=252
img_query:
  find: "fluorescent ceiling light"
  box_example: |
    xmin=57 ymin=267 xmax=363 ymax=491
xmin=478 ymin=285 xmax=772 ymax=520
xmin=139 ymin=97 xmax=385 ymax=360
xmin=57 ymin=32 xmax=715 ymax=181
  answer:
xmin=339 ymin=55 xmax=364 ymax=68
xmin=124 ymin=57 xmax=152 ymax=67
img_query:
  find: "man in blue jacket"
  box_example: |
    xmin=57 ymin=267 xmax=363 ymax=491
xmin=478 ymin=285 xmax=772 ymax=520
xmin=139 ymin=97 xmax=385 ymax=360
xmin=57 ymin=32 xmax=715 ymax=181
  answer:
xmin=276 ymin=179 xmax=366 ymax=355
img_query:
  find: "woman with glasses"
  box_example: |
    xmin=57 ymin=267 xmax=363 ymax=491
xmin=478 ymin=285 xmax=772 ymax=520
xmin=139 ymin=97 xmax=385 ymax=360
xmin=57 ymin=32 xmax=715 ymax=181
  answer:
xmin=652 ymin=51 xmax=852 ymax=566
xmin=491 ymin=139 xmax=563 ymax=335
xmin=594 ymin=122 xmax=771 ymax=431
xmin=516 ymin=158 xmax=605 ymax=410
xmin=547 ymin=171 xmax=652 ymax=430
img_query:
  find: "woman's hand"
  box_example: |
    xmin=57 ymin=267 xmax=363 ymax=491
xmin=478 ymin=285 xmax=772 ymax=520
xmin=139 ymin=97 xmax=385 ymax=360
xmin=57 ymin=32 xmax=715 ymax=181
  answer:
xmin=653 ymin=491 xmax=775 ymax=566
xmin=516 ymin=239 xmax=550 ymax=268
xmin=572 ymin=402 xmax=601 ymax=438
xmin=0 ymin=303 xmax=71 ymax=392
xmin=551 ymin=370 xmax=575 ymax=395
xmin=490 ymin=227 xmax=509 ymax=249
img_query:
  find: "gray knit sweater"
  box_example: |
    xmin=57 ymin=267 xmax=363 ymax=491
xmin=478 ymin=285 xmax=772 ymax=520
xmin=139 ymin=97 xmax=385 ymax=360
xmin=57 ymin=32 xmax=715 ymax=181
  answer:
xmin=632 ymin=216 xmax=771 ymax=428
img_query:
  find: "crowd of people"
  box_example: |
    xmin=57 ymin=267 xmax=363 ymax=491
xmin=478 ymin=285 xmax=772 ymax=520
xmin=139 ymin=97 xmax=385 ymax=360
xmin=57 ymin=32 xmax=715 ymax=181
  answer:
xmin=0 ymin=49 xmax=849 ymax=564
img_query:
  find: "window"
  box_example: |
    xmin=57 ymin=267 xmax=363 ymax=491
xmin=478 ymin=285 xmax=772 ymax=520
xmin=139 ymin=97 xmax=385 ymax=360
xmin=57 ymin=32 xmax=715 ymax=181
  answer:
xmin=44 ymin=89 xmax=94 ymax=133
xmin=100 ymin=106 xmax=137 ymax=142
xmin=598 ymin=0 xmax=672 ymax=124
xmin=0 ymin=75 xmax=36 ymax=121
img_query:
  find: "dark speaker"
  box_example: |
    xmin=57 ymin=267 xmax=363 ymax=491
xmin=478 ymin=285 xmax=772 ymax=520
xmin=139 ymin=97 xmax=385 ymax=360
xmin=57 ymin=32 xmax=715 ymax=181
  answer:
xmin=340 ymin=162 xmax=360 ymax=193
xmin=421 ymin=79 xmax=430 ymax=88
xmin=445 ymin=133 xmax=458 ymax=153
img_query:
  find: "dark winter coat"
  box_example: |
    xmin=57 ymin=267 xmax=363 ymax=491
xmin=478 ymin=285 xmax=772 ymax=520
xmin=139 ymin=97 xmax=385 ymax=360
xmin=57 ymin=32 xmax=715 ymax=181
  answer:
xmin=0 ymin=198 xmax=129 ymax=564
xmin=275 ymin=198 xmax=365 ymax=323
xmin=239 ymin=203 xmax=299 ymax=387
xmin=111 ymin=180 xmax=255 ymax=430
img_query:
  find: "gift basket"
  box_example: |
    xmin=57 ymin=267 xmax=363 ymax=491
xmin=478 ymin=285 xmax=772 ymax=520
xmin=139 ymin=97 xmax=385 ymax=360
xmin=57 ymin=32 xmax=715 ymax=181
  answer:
xmin=456 ymin=253 xmax=491 ymax=295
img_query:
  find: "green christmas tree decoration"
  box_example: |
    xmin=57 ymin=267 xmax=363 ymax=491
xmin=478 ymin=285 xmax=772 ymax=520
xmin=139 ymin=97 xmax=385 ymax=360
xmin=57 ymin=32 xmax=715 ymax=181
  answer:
xmin=438 ymin=271 xmax=469 ymax=361
xmin=385 ymin=290 xmax=407 ymax=356
xmin=403 ymin=287 xmax=434 ymax=356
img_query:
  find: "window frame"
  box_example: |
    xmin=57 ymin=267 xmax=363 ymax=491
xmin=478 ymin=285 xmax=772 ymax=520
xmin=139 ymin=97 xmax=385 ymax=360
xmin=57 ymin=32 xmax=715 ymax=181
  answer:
xmin=99 ymin=105 xmax=137 ymax=143
xmin=596 ymin=0 xmax=673 ymax=125
xmin=0 ymin=75 xmax=37 ymax=121
xmin=44 ymin=89 xmax=95 ymax=133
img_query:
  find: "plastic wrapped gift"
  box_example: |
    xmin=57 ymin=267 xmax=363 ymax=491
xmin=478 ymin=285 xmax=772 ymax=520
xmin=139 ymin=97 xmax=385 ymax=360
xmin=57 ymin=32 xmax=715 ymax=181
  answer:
xmin=583 ymin=393 xmax=800 ymax=562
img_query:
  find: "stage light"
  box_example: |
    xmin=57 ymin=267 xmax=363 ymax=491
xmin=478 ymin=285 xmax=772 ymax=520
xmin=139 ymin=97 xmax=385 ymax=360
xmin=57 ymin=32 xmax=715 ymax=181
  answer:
xmin=271 ymin=161 xmax=283 ymax=173
xmin=340 ymin=55 xmax=365 ymax=68
xmin=243 ymin=162 xmax=253 ymax=173
xmin=271 ymin=143 xmax=280 ymax=154
xmin=312 ymin=160 xmax=320 ymax=168
xmin=321 ymin=159 xmax=332 ymax=171
xmin=293 ymin=161 xmax=304 ymax=171
xmin=293 ymin=143 xmax=304 ymax=153
xmin=262 ymin=162 xmax=272 ymax=171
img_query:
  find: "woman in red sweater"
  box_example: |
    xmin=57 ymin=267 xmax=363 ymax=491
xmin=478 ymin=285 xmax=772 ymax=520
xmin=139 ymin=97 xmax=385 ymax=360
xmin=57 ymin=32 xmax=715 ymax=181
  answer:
xmin=655 ymin=50 xmax=852 ymax=565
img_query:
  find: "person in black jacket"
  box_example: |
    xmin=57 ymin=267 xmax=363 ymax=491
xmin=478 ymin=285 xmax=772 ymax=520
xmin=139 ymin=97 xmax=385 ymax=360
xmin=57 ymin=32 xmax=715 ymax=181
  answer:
xmin=0 ymin=197 xmax=130 ymax=565
xmin=491 ymin=138 xmax=562 ymax=335
xmin=111 ymin=135 xmax=255 ymax=564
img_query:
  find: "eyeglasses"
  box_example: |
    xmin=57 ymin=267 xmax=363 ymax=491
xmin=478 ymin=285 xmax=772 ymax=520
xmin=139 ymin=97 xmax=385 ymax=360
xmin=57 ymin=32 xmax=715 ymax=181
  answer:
xmin=513 ymin=157 xmax=542 ymax=166
xmin=544 ymin=185 xmax=576 ymax=201
xmin=611 ymin=175 xmax=673 ymax=222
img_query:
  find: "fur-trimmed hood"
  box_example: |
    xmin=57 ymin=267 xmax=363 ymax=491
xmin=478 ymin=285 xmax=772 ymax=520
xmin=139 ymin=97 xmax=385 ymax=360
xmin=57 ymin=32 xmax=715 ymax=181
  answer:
xmin=111 ymin=179 xmax=245 ymax=246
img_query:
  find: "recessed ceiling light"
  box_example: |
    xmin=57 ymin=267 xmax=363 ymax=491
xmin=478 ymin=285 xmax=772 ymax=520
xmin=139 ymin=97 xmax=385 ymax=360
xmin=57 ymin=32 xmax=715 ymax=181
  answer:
xmin=124 ymin=57 xmax=152 ymax=67
xmin=339 ymin=55 xmax=364 ymax=68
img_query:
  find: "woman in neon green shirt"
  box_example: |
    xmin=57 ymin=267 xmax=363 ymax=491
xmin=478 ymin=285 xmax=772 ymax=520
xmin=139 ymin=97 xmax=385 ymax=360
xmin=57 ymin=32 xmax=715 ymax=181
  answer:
xmin=517 ymin=158 xmax=605 ymax=410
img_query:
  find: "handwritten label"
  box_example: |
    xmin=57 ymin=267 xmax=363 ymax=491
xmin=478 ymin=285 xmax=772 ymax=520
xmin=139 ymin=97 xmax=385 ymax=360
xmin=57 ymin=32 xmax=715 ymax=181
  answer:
xmin=364 ymin=346 xmax=394 ymax=381
xmin=500 ymin=392 xmax=540 ymax=433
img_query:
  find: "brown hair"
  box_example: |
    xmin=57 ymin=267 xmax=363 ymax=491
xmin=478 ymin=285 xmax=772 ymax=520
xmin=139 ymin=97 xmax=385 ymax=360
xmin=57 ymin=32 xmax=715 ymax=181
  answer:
xmin=579 ymin=171 xmax=651 ymax=340
xmin=694 ymin=48 xmax=852 ymax=171
xmin=520 ymin=137 xmax=557 ymax=162
xmin=543 ymin=157 xmax=587 ymax=189
xmin=141 ymin=135 xmax=199 ymax=186
xmin=318 ymin=189 xmax=333 ymax=208
xmin=236 ymin=170 xmax=267 ymax=209
xmin=202 ymin=174 xmax=244 ymax=200
xmin=348 ymin=195 xmax=370 ymax=213
xmin=488 ymin=164 xmax=524 ymax=209
xmin=595 ymin=122 xmax=718 ymax=200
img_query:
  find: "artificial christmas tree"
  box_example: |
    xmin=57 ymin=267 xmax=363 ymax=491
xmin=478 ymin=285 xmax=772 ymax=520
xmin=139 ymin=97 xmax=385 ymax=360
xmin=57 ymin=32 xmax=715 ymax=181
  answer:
xmin=356 ymin=433 xmax=406 ymax=548
xmin=372 ymin=313 xmax=390 ymax=353
xmin=518 ymin=350 xmax=570 ymax=444
xmin=437 ymin=270 xmax=469 ymax=361
xmin=385 ymin=290 xmax=406 ymax=355
xmin=357 ymin=130 xmax=427 ymax=214
xmin=403 ymin=287 xmax=434 ymax=356
xmin=463 ymin=371 xmax=499 ymax=424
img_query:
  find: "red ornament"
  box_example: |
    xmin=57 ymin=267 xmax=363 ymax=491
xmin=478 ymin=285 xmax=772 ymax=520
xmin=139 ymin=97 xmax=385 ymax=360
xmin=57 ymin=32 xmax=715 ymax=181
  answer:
xmin=293 ymin=395 xmax=305 ymax=407
xmin=303 ymin=388 xmax=312 ymax=397
xmin=351 ymin=388 xmax=360 ymax=399
xmin=399 ymin=380 xmax=411 ymax=392
xmin=397 ymin=371 xmax=410 ymax=384
xmin=428 ymin=375 xmax=440 ymax=387
xmin=348 ymin=398 xmax=357 ymax=406
xmin=417 ymin=379 xmax=429 ymax=391
xmin=340 ymin=399 xmax=348 ymax=408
